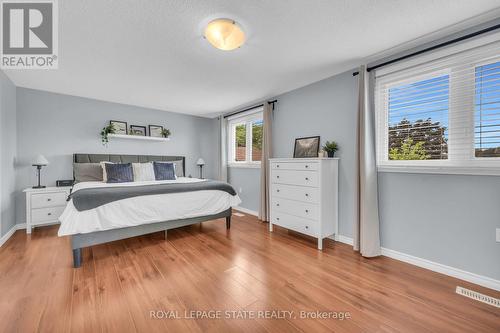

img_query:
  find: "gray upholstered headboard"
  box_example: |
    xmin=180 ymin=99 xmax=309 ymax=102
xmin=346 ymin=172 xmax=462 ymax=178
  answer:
xmin=73 ymin=153 xmax=185 ymax=177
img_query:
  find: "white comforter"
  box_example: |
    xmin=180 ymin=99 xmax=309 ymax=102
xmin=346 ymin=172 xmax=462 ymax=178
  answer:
xmin=58 ymin=178 xmax=241 ymax=236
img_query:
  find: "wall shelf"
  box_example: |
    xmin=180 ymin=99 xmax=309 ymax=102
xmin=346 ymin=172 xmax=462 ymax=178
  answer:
xmin=108 ymin=134 xmax=170 ymax=142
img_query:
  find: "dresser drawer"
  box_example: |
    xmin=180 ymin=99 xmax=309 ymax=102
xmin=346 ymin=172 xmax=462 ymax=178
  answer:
xmin=272 ymin=211 xmax=318 ymax=237
xmin=271 ymin=197 xmax=319 ymax=221
xmin=272 ymin=184 xmax=320 ymax=204
xmin=271 ymin=162 xmax=318 ymax=171
xmin=271 ymin=170 xmax=319 ymax=187
xmin=31 ymin=192 xmax=68 ymax=208
xmin=31 ymin=206 xmax=66 ymax=224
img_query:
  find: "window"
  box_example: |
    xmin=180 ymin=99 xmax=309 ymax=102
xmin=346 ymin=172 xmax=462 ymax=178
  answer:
xmin=475 ymin=61 xmax=500 ymax=158
xmin=388 ymin=75 xmax=449 ymax=161
xmin=228 ymin=109 xmax=263 ymax=167
xmin=375 ymin=36 xmax=500 ymax=175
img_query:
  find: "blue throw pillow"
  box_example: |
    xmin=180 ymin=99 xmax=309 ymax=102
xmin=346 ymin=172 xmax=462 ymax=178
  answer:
xmin=105 ymin=163 xmax=134 ymax=183
xmin=153 ymin=162 xmax=176 ymax=180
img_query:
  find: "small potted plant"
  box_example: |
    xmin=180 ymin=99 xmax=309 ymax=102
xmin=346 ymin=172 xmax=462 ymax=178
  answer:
xmin=323 ymin=141 xmax=338 ymax=157
xmin=100 ymin=123 xmax=116 ymax=145
xmin=161 ymin=128 xmax=171 ymax=138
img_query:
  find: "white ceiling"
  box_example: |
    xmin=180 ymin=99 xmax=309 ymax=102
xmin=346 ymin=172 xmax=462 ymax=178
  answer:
xmin=5 ymin=0 xmax=500 ymax=117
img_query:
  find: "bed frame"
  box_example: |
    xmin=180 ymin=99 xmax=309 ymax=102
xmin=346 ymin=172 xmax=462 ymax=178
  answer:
xmin=71 ymin=154 xmax=231 ymax=268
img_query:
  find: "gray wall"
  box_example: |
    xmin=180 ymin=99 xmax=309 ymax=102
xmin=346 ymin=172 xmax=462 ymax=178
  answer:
xmin=0 ymin=71 xmax=17 ymax=237
xmin=273 ymin=71 xmax=358 ymax=237
xmin=379 ymin=173 xmax=500 ymax=280
xmin=228 ymin=69 xmax=500 ymax=280
xmin=228 ymin=70 xmax=357 ymax=237
xmin=228 ymin=167 xmax=261 ymax=212
xmin=15 ymin=88 xmax=217 ymax=224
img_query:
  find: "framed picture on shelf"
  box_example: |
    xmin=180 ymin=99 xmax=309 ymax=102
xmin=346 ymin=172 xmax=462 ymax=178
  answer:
xmin=110 ymin=120 xmax=127 ymax=134
xmin=129 ymin=125 xmax=147 ymax=136
xmin=293 ymin=136 xmax=320 ymax=158
xmin=149 ymin=125 xmax=163 ymax=138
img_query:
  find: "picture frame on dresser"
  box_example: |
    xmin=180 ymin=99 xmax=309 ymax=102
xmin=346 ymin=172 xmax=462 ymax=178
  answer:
xmin=293 ymin=136 xmax=320 ymax=158
xmin=23 ymin=187 xmax=72 ymax=234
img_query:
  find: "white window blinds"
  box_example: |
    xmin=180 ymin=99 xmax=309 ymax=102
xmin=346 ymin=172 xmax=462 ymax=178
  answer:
xmin=375 ymin=33 xmax=500 ymax=175
xmin=475 ymin=61 xmax=500 ymax=158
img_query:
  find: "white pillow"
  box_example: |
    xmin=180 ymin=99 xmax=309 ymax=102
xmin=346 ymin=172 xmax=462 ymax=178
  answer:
xmin=132 ymin=162 xmax=155 ymax=181
xmin=100 ymin=161 xmax=114 ymax=182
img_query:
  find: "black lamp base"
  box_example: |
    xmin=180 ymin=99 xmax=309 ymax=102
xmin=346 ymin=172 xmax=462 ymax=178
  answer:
xmin=33 ymin=165 xmax=45 ymax=189
xmin=198 ymin=165 xmax=204 ymax=179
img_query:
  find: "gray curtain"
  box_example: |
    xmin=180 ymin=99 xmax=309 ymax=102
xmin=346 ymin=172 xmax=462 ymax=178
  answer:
xmin=217 ymin=115 xmax=228 ymax=182
xmin=353 ymin=65 xmax=381 ymax=257
xmin=258 ymin=103 xmax=273 ymax=221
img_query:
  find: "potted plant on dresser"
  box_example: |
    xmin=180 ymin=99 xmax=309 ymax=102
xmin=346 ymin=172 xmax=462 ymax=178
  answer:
xmin=323 ymin=141 xmax=338 ymax=157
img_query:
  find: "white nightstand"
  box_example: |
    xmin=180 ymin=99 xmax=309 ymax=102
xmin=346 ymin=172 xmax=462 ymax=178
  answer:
xmin=23 ymin=187 xmax=72 ymax=234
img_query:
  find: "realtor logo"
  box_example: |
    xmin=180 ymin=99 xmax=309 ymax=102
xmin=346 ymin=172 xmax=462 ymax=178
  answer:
xmin=1 ymin=0 xmax=58 ymax=69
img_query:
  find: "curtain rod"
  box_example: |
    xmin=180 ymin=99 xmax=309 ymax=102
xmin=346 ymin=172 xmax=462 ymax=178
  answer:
xmin=352 ymin=23 xmax=500 ymax=76
xmin=223 ymin=100 xmax=277 ymax=119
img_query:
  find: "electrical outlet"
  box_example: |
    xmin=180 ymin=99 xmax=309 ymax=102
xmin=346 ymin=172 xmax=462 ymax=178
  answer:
xmin=496 ymin=228 xmax=500 ymax=242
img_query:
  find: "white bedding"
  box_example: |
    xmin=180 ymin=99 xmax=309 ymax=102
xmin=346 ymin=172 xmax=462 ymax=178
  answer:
xmin=58 ymin=177 xmax=241 ymax=236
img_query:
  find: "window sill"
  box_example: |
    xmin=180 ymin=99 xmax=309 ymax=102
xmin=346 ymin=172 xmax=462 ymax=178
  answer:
xmin=378 ymin=165 xmax=500 ymax=176
xmin=228 ymin=163 xmax=261 ymax=169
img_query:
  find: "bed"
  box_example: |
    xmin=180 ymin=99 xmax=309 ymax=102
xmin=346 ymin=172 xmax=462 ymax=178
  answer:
xmin=59 ymin=154 xmax=241 ymax=268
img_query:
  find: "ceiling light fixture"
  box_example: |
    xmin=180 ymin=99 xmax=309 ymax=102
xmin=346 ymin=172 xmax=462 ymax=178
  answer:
xmin=204 ymin=18 xmax=245 ymax=51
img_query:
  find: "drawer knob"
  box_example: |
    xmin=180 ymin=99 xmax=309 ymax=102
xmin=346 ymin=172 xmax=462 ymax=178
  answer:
xmin=276 ymin=203 xmax=280 ymax=207
xmin=47 ymin=212 xmax=52 ymax=216
xmin=305 ymin=165 xmax=309 ymax=168
xmin=276 ymin=217 xmax=280 ymax=221
xmin=305 ymin=193 xmax=309 ymax=197
xmin=277 ymin=175 xmax=280 ymax=178
xmin=305 ymin=209 xmax=309 ymax=213
xmin=305 ymin=177 xmax=309 ymax=181
xmin=277 ymin=189 xmax=280 ymax=192
xmin=305 ymin=226 xmax=309 ymax=229
xmin=47 ymin=198 xmax=52 ymax=201
xmin=277 ymin=165 xmax=280 ymax=168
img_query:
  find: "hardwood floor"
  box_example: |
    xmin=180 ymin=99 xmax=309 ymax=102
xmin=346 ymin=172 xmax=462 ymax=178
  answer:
xmin=0 ymin=213 xmax=499 ymax=333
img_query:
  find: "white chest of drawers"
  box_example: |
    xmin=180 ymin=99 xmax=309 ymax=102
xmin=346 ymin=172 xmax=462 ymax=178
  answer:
xmin=23 ymin=187 xmax=72 ymax=234
xmin=269 ymin=158 xmax=338 ymax=250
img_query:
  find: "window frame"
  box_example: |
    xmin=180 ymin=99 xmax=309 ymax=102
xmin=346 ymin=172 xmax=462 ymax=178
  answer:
xmin=227 ymin=109 xmax=263 ymax=168
xmin=375 ymin=36 xmax=500 ymax=176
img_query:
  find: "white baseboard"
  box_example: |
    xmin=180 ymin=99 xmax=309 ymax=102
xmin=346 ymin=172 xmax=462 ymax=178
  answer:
xmin=233 ymin=206 xmax=258 ymax=217
xmin=332 ymin=234 xmax=500 ymax=292
xmin=334 ymin=234 xmax=353 ymax=245
xmin=380 ymin=247 xmax=500 ymax=292
xmin=0 ymin=222 xmax=46 ymax=247
xmin=0 ymin=225 xmax=18 ymax=247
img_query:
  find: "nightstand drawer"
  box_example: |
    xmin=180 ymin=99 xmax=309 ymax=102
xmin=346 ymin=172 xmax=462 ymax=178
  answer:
xmin=31 ymin=192 xmax=68 ymax=208
xmin=31 ymin=206 xmax=65 ymax=224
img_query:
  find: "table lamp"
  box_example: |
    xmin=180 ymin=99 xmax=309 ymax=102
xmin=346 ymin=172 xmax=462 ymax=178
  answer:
xmin=196 ymin=158 xmax=205 ymax=179
xmin=32 ymin=155 xmax=49 ymax=188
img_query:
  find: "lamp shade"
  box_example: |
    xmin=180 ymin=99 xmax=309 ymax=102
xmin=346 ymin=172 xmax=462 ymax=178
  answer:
xmin=204 ymin=18 xmax=245 ymax=51
xmin=33 ymin=154 xmax=49 ymax=166
xmin=196 ymin=158 xmax=205 ymax=166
